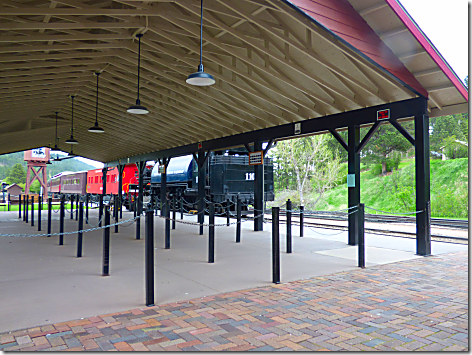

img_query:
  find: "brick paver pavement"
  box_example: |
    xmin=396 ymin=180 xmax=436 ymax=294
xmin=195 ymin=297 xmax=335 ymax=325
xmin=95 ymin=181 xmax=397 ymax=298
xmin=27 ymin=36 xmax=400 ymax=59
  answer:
xmin=0 ymin=251 xmax=467 ymax=351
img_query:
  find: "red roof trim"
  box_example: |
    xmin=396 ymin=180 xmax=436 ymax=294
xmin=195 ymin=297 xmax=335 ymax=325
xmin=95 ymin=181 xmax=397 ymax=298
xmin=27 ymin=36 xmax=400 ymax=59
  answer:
xmin=385 ymin=0 xmax=468 ymax=101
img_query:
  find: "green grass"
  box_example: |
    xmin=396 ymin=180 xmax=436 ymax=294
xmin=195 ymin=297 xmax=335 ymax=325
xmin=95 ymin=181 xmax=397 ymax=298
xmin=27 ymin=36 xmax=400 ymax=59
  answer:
xmin=1 ymin=203 xmax=72 ymax=212
xmin=273 ymin=158 xmax=468 ymax=219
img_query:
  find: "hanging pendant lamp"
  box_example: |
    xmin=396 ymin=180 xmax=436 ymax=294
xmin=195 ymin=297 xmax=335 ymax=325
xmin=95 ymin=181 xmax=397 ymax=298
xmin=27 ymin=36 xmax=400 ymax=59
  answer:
xmin=52 ymin=111 xmax=62 ymax=161
xmin=186 ymin=0 xmax=215 ymax=86
xmin=89 ymin=72 xmax=105 ymax=133
xmin=127 ymin=34 xmax=149 ymax=114
xmin=65 ymin=95 xmax=78 ymax=144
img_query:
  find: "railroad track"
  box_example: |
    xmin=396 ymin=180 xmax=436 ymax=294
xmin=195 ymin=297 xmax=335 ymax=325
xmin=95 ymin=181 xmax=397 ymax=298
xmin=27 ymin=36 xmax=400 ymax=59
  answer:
xmin=263 ymin=216 xmax=468 ymax=245
xmin=293 ymin=212 xmax=468 ymax=230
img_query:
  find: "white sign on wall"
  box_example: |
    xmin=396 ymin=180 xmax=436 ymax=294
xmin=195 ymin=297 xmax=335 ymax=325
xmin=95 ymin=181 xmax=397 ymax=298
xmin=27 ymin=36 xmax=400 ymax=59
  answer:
xmin=31 ymin=148 xmax=46 ymax=158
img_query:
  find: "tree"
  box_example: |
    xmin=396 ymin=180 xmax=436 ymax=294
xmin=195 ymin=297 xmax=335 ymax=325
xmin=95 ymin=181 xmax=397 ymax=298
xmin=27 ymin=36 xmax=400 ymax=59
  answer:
xmin=271 ymin=135 xmax=342 ymax=206
xmin=7 ymin=163 xmax=26 ymax=184
xmin=362 ymin=123 xmax=413 ymax=175
xmin=430 ymin=114 xmax=468 ymax=159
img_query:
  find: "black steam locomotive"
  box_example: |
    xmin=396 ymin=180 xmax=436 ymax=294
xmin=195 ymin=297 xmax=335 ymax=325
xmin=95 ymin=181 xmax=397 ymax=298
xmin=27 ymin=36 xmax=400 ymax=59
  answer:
xmin=149 ymin=150 xmax=274 ymax=208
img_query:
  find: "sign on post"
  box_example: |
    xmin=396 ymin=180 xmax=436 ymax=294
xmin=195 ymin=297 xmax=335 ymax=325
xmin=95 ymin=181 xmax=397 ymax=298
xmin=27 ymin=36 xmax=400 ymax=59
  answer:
xmin=158 ymin=165 xmax=166 ymax=174
xmin=249 ymin=151 xmax=263 ymax=165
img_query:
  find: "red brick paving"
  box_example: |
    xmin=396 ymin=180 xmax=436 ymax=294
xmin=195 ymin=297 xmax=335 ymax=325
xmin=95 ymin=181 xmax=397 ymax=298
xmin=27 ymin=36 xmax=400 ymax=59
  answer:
xmin=0 ymin=251 xmax=467 ymax=351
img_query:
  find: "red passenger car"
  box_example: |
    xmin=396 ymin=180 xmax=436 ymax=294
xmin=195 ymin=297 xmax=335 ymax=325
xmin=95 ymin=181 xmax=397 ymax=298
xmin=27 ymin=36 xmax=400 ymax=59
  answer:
xmin=86 ymin=164 xmax=139 ymax=195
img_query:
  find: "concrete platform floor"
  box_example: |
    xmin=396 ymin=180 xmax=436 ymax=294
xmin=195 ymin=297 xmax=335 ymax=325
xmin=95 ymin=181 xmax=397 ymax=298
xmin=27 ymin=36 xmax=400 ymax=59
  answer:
xmin=0 ymin=209 xmax=467 ymax=338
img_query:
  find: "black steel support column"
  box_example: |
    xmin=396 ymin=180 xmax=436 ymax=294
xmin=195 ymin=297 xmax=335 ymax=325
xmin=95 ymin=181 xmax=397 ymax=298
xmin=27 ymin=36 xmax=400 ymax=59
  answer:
xmin=180 ymin=193 xmax=184 ymax=219
xmin=47 ymin=197 xmax=52 ymax=237
xmin=23 ymin=195 xmax=26 ymax=221
xmin=160 ymin=160 xmax=167 ymax=217
xmin=415 ymin=110 xmax=431 ymax=256
xmin=114 ymin=196 xmax=119 ymax=233
xmin=197 ymin=151 xmax=206 ymax=235
xmin=286 ymin=199 xmax=292 ymax=253
xmin=226 ymin=198 xmax=230 ymax=226
xmin=348 ymin=126 xmax=360 ymax=246
xmin=136 ymin=161 xmax=145 ymax=240
xmin=75 ymin=194 xmax=79 ymax=221
xmin=272 ymin=207 xmax=280 ymax=284
xmin=145 ymin=208 xmax=154 ymax=306
xmin=208 ymin=202 xmax=215 ymax=263
xmin=165 ymin=199 xmax=171 ymax=249
xmin=102 ymin=205 xmax=110 ymax=276
xmin=25 ymin=195 xmax=28 ymax=223
xmin=77 ymin=202 xmax=83 ymax=258
xmin=38 ymin=195 xmax=41 ymax=231
xmin=85 ymin=194 xmax=89 ymax=223
xmin=59 ymin=195 xmax=65 ymax=245
xmin=299 ymin=206 xmax=304 ymax=237
xmin=118 ymin=164 xmax=124 ymax=219
xmin=236 ymin=197 xmax=241 ymax=243
xmin=19 ymin=194 xmax=22 ymax=219
xmin=172 ymin=195 xmax=176 ymax=230
xmin=70 ymin=195 xmax=74 ymax=220
xmin=99 ymin=194 xmax=103 ymax=227
xmin=7 ymin=193 xmax=10 ymax=211
xmin=358 ymin=203 xmax=365 ymax=268
xmin=31 ymin=195 xmax=34 ymax=227
xmin=254 ymin=141 xmax=263 ymax=231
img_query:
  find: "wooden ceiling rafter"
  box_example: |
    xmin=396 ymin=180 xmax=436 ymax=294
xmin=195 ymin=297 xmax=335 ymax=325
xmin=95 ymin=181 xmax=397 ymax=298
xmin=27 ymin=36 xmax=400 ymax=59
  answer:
xmin=0 ymin=0 xmax=426 ymax=162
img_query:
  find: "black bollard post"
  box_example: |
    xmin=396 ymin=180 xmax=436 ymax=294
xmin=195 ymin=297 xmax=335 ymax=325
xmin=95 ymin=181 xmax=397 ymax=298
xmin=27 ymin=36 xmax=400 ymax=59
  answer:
xmin=226 ymin=198 xmax=230 ymax=226
xmin=272 ymin=207 xmax=280 ymax=284
xmin=286 ymin=199 xmax=292 ymax=254
xmin=114 ymin=196 xmax=119 ymax=233
xmin=358 ymin=203 xmax=365 ymax=268
xmin=209 ymin=202 xmax=215 ymax=263
xmin=133 ymin=198 xmax=137 ymax=218
xmin=70 ymin=195 xmax=74 ymax=220
xmin=145 ymin=207 xmax=155 ymax=306
xmin=236 ymin=197 xmax=241 ymax=243
xmin=77 ymin=202 xmax=84 ymax=257
xmin=7 ymin=193 xmax=10 ymax=211
xmin=172 ymin=195 xmax=176 ymax=230
xmin=299 ymin=206 xmax=304 ymax=237
xmin=180 ymin=195 xmax=184 ymax=219
xmin=22 ymin=195 xmax=25 ymax=221
xmin=59 ymin=195 xmax=65 ymax=245
xmin=25 ymin=195 xmax=29 ymax=223
xmin=75 ymin=194 xmax=79 ymax=221
xmin=165 ymin=199 xmax=170 ymax=249
xmin=19 ymin=194 xmax=22 ymax=219
xmin=99 ymin=194 xmax=103 ymax=227
xmin=102 ymin=205 xmax=110 ymax=276
xmin=31 ymin=195 xmax=34 ymax=227
xmin=47 ymin=197 xmax=52 ymax=237
xmin=85 ymin=194 xmax=89 ymax=223
xmin=38 ymin=195 xmax=41 ymax=231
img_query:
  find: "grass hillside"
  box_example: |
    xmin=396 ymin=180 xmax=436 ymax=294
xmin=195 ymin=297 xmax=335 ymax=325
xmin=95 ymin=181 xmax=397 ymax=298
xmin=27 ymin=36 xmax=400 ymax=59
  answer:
xmin=272 ymin=158 xmax=468 ymax=219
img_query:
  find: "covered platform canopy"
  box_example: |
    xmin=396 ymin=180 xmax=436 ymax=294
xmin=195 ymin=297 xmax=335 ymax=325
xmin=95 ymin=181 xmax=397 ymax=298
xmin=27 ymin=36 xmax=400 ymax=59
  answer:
xmin=0 ymin=0 xmax=468 ymax=257
xmin=0 ymin=0 xmax=467 ymax=162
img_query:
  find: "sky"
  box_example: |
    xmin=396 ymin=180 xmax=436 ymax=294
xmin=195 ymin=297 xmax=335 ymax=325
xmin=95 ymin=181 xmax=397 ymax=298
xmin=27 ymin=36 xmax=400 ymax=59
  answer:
xmin=74 ymin=1 xmax=469 ymax=168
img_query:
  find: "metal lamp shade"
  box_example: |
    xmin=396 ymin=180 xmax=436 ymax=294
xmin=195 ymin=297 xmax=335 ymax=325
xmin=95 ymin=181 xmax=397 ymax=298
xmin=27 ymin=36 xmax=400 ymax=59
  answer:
xmin=65 ymin=137 xmax=78 ymax=144
xmin=88 ymin=123 xmax=105 ymax=133
xmin=186 ymin=65 xmax=215 ymax=86
xmin=127 ymin=102 xmax=149 ymax=114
